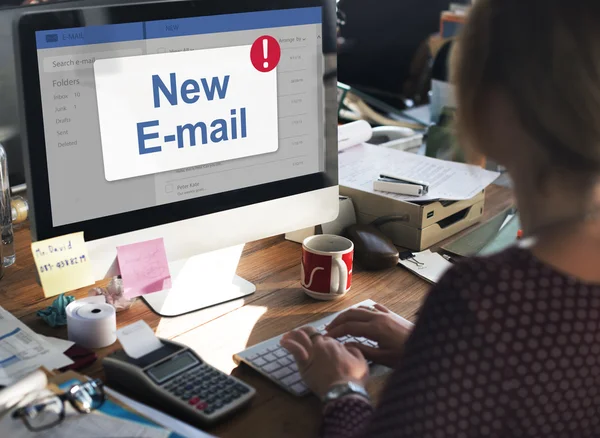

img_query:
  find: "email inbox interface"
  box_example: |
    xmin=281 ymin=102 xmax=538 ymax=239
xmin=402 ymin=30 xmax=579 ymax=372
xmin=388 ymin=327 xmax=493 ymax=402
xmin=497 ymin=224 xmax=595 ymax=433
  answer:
xmin=36 ymin=8 xmax=324 ymax=226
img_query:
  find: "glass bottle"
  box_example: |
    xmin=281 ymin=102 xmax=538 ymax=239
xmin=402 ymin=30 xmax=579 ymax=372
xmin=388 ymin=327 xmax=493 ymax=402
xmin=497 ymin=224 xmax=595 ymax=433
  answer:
xmin=0 ymin=144 xmax=14 ymax=267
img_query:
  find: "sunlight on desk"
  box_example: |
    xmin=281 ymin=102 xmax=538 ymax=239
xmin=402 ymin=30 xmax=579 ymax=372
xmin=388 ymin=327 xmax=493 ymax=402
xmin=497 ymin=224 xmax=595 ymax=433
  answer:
xmin=171 ymin=304 xmax=268 ymax=373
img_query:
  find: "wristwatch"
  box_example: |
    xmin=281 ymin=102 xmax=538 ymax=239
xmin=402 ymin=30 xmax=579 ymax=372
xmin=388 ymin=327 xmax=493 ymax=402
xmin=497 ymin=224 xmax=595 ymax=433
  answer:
xmin=322 ymin=381 xmax=370 ymax=404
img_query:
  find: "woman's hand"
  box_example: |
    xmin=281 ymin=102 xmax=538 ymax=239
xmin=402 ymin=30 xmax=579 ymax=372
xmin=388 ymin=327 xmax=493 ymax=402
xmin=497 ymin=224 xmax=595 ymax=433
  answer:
xmin=325 ymin=304 xmax=412 ymax=368
xmin=281 ymin=326 xmax=369 ymax=398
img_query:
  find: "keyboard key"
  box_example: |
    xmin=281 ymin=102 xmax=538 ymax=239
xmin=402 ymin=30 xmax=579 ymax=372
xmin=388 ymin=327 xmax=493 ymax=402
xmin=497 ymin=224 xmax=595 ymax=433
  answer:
xmin=272 ymin=367 xmax=293 ymax=380
xmin=291 ymin=382 xmax=308 ymax=394
xmin=282 ymin=372 xmax=302 ymax=386
xmin=253 ymin=357 xmax=267 ymax=367
xmin=356 ymin=337 xmax=368 ymax=344
xmin=188 ymin=396 xmax=200 ymax=405
xmin=247 ymin=353 xmax=260 ymax=361
xmin=290 ymin=362 xmax=299 ymax=371
xmin=196 ymin=402 xmax=208 ymax=411
xmin=262 ymin=362 xmax=281 ymax=373
xmin=205 ymin=407 xmax=215 ymax=414
xmin=338 ymin=335 xmax=349 ymax=341
xmin=263 ymin=353 xmax=277 ymax=362
xmin=267 ymin=345 xmax=279 ymax=352
xmin=277 ymin=357 xmax=292 ymax=367
xmin=274 ymin=349 xmax=288 ymax=358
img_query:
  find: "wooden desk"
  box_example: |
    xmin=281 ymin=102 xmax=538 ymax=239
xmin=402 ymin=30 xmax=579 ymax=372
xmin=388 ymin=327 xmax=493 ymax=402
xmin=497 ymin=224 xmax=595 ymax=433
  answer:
xmin=0 ymin=185 xmax=512 ymax=437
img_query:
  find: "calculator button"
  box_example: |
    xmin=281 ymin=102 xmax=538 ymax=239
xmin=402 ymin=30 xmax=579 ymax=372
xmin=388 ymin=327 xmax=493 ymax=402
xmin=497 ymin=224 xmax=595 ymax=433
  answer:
xmin=196 ymin=402 xmax=208 ymax=411
xmin=205 ymin=407 xmax=215 ymax=414
xmin=247 ymin=353 xmax=260 ymax=361
xmin=185 ymin=385 xmax=193 ymax=390
xmin=273 ymin=349 xmax=288 ymax=358
xmin=183 ymin=392 xmax=191 ymax=400
xmin=188 ymin=396 xmax=200 ymax=405
xmin=263 ymin=353 xmax=277 ymax=362
xmin=224 ymin=380 xmax=235 ymax=387
xmin=266 ymin=345 xmax=279 ymax=352
xmin=290 ymin=362 xmax=299 ymax=372
xmin=234 ymin=384 xmax=249 ymax=394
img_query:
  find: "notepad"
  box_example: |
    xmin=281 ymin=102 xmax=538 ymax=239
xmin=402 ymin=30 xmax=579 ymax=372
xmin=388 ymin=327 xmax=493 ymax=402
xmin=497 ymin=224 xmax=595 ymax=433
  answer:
xmin=398 ymin=250 xmax=453 ymax=284
xmin=116 ymin=238 xmax=172 ymax=299
xmin=31 ymin=232 xmax=95 ymax=298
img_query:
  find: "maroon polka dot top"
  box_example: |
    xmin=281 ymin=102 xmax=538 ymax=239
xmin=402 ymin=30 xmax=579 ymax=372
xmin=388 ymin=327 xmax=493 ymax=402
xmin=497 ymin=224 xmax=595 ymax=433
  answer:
xmin=321 ymin=247 xmax=600 ymax=438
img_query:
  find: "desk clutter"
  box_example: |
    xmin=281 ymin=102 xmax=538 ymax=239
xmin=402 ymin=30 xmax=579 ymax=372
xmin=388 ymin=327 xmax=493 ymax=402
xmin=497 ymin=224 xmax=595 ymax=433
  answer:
xmin=339 ymin=142 xmax=499 ymax=251
xmin=0 ymin=369 xmax=215 ymax=437
xmin=0 ymin=306 xmax=255 ymax=434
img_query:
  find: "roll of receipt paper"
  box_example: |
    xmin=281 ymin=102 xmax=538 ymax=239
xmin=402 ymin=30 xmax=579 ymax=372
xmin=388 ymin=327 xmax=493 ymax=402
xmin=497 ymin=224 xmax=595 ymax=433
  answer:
xmin=338 ymin=120 xmax=372 ymax=151
xmin=66 ymin=296 xmax=117 ymax=349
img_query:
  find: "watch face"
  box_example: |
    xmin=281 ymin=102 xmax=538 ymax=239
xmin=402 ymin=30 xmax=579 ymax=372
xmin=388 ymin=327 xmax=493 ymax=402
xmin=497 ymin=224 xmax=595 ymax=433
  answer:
xmin=325 ymin=381 xmax=368 ymax=402
xmin=331 ymin=384 xmax=348 ymax=398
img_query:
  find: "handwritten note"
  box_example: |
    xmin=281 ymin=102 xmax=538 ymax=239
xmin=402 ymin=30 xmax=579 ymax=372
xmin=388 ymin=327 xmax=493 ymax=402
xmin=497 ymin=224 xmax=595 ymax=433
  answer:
xmin=31 ymin=232 xmax=95 ymax=298
xmin=116 ymin=238 xmax=172 ymax=299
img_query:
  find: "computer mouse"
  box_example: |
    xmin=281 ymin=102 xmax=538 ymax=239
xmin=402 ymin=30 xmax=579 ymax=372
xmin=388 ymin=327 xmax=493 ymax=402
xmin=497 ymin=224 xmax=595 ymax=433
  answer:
xmin=345 ymin=224 xmax=399 ymax=271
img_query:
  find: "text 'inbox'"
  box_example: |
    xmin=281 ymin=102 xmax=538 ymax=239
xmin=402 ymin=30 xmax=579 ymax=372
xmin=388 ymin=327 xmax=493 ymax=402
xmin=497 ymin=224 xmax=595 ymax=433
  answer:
xmin=94 ymin=45 xmax=279 ymax=182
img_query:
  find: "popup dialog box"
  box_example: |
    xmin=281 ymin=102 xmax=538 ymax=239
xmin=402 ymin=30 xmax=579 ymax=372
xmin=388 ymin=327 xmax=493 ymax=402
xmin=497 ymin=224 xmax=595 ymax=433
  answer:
xmin=94 ymin=43 xmax=279 ymax=182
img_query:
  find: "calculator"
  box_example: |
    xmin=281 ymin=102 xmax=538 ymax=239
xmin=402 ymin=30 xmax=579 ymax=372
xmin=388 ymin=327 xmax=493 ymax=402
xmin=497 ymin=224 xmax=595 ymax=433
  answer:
xmin=103 ymin=338 xmax=255 ymax=426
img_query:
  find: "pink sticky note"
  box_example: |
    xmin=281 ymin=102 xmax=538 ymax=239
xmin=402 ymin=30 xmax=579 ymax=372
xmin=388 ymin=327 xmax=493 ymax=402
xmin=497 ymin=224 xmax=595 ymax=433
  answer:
xmin=116 ymin=238 xmax=172 ymax=298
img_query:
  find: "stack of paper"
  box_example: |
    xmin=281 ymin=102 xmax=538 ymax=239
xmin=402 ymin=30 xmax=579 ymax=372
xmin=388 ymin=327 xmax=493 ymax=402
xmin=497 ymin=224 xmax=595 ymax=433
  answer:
xmin=339 ymin=144 xmax=500 ymax=202
xmin=0 ymin=307 xmax=73 ymax=386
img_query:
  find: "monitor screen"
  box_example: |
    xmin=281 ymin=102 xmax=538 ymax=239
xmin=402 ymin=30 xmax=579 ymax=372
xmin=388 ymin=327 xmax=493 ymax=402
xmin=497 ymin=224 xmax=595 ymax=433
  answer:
xmin=32 ymin=6 xmax=325 ymax=229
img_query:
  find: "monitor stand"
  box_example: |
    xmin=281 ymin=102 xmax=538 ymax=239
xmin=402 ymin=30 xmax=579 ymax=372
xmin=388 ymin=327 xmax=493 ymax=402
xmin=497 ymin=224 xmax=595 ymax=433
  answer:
xmin=142 ymin=245 xmax=256 ymax=317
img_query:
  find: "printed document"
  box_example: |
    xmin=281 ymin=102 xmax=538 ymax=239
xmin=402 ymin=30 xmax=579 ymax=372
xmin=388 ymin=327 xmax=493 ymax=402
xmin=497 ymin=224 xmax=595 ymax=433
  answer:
xmin=339 ymin=144 xmax=500 ymax=202
xmin=0 ymin=307 xmax=73 ymax=386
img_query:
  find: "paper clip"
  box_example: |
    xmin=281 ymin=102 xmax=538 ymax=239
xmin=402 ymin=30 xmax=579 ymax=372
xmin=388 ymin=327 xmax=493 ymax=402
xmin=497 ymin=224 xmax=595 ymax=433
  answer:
xmin=399 ymin=251 xmax=425 ymax=268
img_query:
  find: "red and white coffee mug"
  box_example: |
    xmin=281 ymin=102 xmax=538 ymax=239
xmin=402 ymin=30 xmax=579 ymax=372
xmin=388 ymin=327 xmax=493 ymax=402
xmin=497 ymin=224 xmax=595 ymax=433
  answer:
xmin=301 ymin=234 xmax=354 ymax=300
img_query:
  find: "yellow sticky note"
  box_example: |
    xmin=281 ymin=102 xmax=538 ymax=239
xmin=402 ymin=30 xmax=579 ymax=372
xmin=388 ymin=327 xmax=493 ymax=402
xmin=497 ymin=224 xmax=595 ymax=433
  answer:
xmin=31 ymin=232 xmax=95 ymax=297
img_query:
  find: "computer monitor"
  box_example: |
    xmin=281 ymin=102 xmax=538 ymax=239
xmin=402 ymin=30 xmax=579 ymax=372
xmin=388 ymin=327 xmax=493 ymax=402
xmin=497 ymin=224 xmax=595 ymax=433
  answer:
xmin=15 ymin=0 xmax=338 ymax=316
xmin=1 ymin=0 xmax=168 ymax=190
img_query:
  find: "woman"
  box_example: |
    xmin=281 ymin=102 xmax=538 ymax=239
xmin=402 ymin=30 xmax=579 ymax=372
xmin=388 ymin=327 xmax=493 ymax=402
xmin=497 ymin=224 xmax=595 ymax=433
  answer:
xmin=281 ymin=1 xmax=600 ymax=436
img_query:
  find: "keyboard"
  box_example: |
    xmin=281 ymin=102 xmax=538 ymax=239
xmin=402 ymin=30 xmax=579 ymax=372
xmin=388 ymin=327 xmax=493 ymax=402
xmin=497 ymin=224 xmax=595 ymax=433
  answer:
xmin=233 ymin=299 xmax=413 ymax=396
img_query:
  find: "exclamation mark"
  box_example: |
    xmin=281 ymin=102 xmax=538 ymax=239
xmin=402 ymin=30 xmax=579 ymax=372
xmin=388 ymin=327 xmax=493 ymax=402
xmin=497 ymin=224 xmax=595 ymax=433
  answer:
xmin=263 ymin=38 xmax=269 ymax=69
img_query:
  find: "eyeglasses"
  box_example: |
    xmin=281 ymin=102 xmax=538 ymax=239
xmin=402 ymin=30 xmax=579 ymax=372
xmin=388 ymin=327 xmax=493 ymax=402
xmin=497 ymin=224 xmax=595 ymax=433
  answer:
xmin=12 ymin=379 xmax=105 ymax=432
